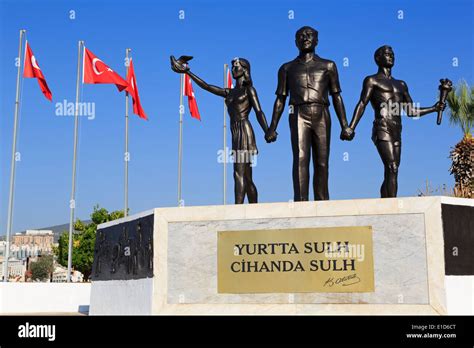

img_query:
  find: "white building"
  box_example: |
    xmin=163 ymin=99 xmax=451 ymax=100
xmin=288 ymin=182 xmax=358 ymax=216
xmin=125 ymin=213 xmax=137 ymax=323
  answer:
xmin=13 ymin=230 xmax=54 ymax=254
xmin=52 ymin=265 xmax=84 ymax=283
xmin=10 ymin=244 xmax=43 ymax=259
xmin=0 ymin=230 xmax=56 ymax=261
xmin=0 ymin=256 xmax=26 ymax=281
xmin=52 ymin=266 xmax=67 ymax=282
xmin=0 ymin=241 xmax=5 ymax=257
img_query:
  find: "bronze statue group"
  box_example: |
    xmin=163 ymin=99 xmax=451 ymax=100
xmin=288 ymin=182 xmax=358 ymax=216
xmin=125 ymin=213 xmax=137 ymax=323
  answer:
xmin=171 ymin=26 xmax=447 ymax=204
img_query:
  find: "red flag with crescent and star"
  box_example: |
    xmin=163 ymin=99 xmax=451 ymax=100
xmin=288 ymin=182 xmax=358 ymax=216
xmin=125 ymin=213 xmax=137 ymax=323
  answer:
xmin=125 ymin=58 xmax=148 ymax=120
xmin=184 ymin=74 xmax=200 ymax=120
xmin=23 ymin=41 xmax=52 ymax=101
xmin=227 ymin=67 xmax=233 ymax=89
xmin=82 ymin=47 xmax=128 ymax=91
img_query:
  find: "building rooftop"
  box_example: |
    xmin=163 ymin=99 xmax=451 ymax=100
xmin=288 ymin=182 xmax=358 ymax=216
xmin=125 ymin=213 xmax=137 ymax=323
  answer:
xmin=15 ymin=230 xmax=53 ymax=236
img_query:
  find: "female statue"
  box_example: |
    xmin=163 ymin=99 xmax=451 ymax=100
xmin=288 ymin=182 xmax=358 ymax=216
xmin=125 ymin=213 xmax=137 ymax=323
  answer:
xmin=171 ymin=56 xmax=269 ymax=204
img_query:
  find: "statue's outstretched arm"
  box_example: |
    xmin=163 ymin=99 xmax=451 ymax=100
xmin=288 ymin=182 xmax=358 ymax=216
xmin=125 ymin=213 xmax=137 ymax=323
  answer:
xmin=402 ymin=82 xmax=439 ymax=117
xmin=170 ymin=55 xmax=227 ymax=98
xmin=187 ymin=71 xmax=227 ymax=98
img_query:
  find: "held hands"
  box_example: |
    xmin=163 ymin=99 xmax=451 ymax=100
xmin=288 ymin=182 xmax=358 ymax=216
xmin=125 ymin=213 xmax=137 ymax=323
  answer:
xmin=265 ymin=128 xmax=278 ymax=143
xmin=340 ymin=126 xmax=355 ymax=141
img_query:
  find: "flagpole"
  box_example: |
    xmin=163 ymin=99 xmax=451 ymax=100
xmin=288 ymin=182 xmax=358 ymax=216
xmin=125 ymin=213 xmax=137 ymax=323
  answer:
xmin=177 ymin=74 xmax=184 ymax=206
xmin=67 ymin=40 xmax=84 ymax=283
xmin=223 ymin=64 xmax=228 ymax=205
xmin=3 ymin=29 xmax=25 ymax=282
xmin=124 ymin=48 xmax=131 ymax=217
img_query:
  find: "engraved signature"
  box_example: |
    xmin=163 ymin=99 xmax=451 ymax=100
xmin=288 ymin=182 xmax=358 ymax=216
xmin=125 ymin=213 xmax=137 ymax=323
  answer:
xmin=323 ymin=273 xmax=361 ymax=287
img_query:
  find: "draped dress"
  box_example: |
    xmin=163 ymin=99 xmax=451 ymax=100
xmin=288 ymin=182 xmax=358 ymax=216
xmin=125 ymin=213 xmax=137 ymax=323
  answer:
xmin=224 ymin=86 xmax=258 ymax=158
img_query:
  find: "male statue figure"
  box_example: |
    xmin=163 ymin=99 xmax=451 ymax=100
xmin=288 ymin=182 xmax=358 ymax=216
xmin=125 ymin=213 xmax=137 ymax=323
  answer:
xmin=342 ymin=45 xmax=445 ymax=197
xmin=266 ymin=26 xmax=351 ymax=201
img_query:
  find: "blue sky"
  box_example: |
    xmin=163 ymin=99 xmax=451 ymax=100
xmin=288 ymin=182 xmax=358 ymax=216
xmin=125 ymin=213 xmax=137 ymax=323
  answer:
xmin=0 ymin=0 xmax=472 ymax=233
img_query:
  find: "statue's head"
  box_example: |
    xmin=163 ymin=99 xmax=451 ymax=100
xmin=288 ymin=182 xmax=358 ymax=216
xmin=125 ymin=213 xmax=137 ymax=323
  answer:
xmin=295 ymin=26 xmax=318 ymax=53
xmin=374 ymin=45 xmax=395 ymax=68
xmin=231 ymin=57 xmax=252 ymax=86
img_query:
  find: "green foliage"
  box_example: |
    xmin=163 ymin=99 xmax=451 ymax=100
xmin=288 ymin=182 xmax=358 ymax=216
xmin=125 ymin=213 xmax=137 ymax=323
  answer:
xmin=446 ymin=80 xmax=474 ymax=136
xmin=54 ymin=205 xmax=124 ymax=281
xmin=30 ymin=255 xmax=54 ymax=281
xmin=74 ymin=219 xmax=85 ymax=232
xmin=91 ymin=206 xmax=111 ymax=225
xmin=445 ymin=81 xmax=474 ymax=198
xmin=449 ymin=136 xmax=474 ymax=198
xmin=55 ymin=232 xmax=69 ymax=267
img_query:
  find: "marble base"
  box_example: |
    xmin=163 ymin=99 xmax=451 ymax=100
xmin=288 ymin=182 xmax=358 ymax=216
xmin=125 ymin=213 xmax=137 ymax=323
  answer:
xmin=89 ymin=196 xmax=474 ymax=315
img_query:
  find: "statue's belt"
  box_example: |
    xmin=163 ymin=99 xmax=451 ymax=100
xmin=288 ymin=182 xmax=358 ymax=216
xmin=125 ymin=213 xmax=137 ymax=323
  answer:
xmin=373 ymin=118 xmax=402 ymax=132
xmin=292 ymin=101 xmax=329 ymax=108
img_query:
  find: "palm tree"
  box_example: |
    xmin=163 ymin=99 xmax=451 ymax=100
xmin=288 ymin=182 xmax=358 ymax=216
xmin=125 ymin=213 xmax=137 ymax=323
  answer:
xmin=446 ymin=81 xmax=473 ymax=198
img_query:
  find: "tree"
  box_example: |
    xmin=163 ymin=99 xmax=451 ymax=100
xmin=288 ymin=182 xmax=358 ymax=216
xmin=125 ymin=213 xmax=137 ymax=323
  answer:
xmin=446 ymin=81 xmax=473 ymax=198
xmin=56 ymin=232 xmax=69 ymax=267
xmin=54 ymin=205 xmax=124 ymax=281
xmin=30 ymin=255 xmax=54 ymax=281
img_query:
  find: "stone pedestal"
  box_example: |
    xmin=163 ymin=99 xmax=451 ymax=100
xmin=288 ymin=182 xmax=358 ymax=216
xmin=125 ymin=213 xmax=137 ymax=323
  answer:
xmin=89 ymin=196 xmax=473 ymax=315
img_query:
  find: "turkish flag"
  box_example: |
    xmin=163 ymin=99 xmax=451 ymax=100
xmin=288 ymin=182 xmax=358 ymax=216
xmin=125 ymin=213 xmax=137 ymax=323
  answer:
xmin=125 ymin=58 xmax=147 ymax=120
xmin=227 ymin=67 xmax=233 ymax=89
xmin=83 ymin=47 xmax=128 ymax=91
xmin=184 ymin=74 xmax=200 ymax=120
xmin=23 ymin=41 xmax=52 ymax=101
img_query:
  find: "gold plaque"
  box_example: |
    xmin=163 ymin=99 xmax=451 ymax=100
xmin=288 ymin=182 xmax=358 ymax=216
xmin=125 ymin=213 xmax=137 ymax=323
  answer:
xmin=217 ymin=227 xmax=374 ymax=293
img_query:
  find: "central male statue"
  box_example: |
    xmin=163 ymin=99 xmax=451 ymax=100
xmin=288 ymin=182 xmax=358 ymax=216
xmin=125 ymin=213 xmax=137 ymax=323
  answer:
xmin=266 ymin=26 xmax=352 ymax=201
